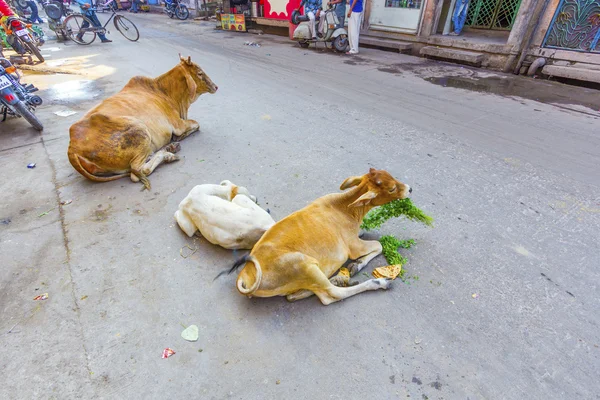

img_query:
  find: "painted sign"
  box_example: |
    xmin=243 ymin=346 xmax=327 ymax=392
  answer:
xmin=221 ymin=14 xmax=247 ymax=31
xmin=263 ymin=0 xmax=310 ymax=20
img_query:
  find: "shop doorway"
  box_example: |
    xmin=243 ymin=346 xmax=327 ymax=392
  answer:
xmin=465 ymin=0 xmax=522 ymax=30
xmin=368 ymin=0 xmax=425 ymax=33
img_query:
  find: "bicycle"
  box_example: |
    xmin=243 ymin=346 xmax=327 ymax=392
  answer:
xmin=64 ymin=0 xmax=139 ymax=44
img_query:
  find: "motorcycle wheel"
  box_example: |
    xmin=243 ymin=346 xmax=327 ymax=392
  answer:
xmin=24 ymin=40 xmax=45 ymax=63
xmin=299 ymin=40 xmax=310 ymax=48
xmin=175 ymin=5 xmax=189 ymax=20
xmin=166 ymin=8 xmax=175 ymax=18
xmin=332 ymin=34 xmax=348 ymax=52
xmin=14 ymin=100 xmax=43 ymax=131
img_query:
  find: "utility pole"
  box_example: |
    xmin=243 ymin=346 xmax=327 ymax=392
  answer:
xmin=194 ymin=0 xmax=200 ymax=17
xmin=203 ymin=0 xmax=207 ymax=19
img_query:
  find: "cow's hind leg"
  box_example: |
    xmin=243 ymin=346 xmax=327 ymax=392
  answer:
xmin=315 ymin=277 xmax=393 ymax=306
xmin=288 ymin=263 xmax=392 ymax=306
xmin=286 ymin=273 xmax=358 ymax=302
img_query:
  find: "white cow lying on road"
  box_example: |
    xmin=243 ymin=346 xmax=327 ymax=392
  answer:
xmin=174 ymin=181 xmax=275 ymax=250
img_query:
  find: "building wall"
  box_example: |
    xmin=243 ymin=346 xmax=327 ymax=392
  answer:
xmin=529 ymin=0 xmax=560 ymax=47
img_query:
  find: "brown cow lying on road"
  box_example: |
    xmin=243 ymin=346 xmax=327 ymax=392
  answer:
xmin=226 ymin=168 xmax=412 ymax=305
xmin=67 ymin=55 xmax=218 ymax=190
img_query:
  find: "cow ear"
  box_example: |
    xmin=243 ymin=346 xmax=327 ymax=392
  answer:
xmin=340 ymin=176 xmax=363 ymax=190
xmin=185 ymin=72 xmax=197 ymax=99
xmin=349 ymin=191 xmax=377 ymax=208
xmin=179 ymin=53 xmax=184 ymax=62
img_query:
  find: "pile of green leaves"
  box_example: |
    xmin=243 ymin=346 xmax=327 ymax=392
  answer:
xmin=361 ymin=198 xmax=433 ymax=231
xmin=361 ymin=199 xmax=433 ymax=279
xmin=379 ymin=235 xmax=414 ymax=265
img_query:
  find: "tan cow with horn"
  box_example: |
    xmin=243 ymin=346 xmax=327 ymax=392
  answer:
xmin=67 ymin=55 xmax=218 ymax=190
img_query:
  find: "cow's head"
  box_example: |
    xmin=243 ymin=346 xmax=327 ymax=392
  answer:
xmin=220 ymin=180 xmax=257 ymax=203
xmin=179 ymin=55 xmax=218 ymax=101
xmin=340 ymin=168 xmax=412 ymax=208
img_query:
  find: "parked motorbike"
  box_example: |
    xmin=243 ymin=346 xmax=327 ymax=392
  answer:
xmin=0 ymin=16 xmax=44 ymax=62
xmin=164 ymin=0 xmax=189 ymax=20
xmin=0 ymin=57 xmax=43 ymax=130
xmin=42 ymin=0 xmax=74 ymax=41
xmin=290 ymin=5 xmax=348 ymax=52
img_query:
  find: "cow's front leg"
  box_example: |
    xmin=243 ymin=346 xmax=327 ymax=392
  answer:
xmin=347 ymin=239 xmax=383 ymax=277
xmin=172 ymin=119 xmax=200 ymax=142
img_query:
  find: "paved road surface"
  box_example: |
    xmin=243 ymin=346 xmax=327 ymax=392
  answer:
xmin=1 ymin=13 xmax=599 ymax=400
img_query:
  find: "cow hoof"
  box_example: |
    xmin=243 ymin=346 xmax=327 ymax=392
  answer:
xmin=347 ymin=262 xmax=361 ymax=277
xmin=373 ymin=278 xmax=393 ymax=290
xmin=165 ymin=154 xmax=180 ymax=163
xmin=165 ymin=142 xmax=181 ymax=153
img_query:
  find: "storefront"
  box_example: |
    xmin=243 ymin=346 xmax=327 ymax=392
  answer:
xmin=368 ymin=0 xmax=425 ymax=34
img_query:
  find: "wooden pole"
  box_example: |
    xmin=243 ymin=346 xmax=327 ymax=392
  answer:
xmin=194 ymin=0 xmax=200 ymax=17
xmin=203 ymin=0 xmax=207 ymax=19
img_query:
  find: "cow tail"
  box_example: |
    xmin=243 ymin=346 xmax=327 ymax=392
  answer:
xmin=68 ymin=148 xmax=129 ymax=182
xmin=213 ymin=254 xmax=262 ymax=296
xmin=236 ymin=256 xmax=262 ymax=296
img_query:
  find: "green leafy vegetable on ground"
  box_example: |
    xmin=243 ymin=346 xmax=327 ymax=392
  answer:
xmin=379 ymin=235 xmax=409 ymax=279
xmin=361 ymin=198 xmax=433 ymax=231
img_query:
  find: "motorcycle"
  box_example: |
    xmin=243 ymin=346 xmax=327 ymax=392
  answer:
xmin=290 ymin=5 xmax=348 ymax=52
xmin=164 ymin=0 xmax=189 ymax=20
xmin=42 ymin=0 xmax=74 ymax=41
xmin=0 ymin=16 xmax=44 ymax=63
xmin=0 ymin=57 xmax=43 ymax=130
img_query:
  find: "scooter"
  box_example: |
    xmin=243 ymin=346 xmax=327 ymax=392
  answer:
xmin=290 ymin=5 xmax=348 ymax=52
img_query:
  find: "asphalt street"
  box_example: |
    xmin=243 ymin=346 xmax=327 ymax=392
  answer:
xmin=1 ymin=13 xmax=599 ymax=400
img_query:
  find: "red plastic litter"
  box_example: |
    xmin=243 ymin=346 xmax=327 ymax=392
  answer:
xmin=33 ymin=293 xmax=48 ymax=301
xmin=162 ymin=348 xmax=175 ymax=359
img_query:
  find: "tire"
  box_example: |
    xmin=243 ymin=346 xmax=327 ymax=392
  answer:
xmin=299 ymin=40 xmax=310 ymax=48
xmin=114 ymin=15 xmax=140 ymax=42
xmin=332 ymin=34 xmax=348 ymax=52
xmin=24 ymin=40 xmax=44 ymax=63
xmin=14 ymin=101 xmax=43 ymax=131
xmin=175 ymin=5 xmax=189 ymax=20
xmin=64 ymin=14 xmax=97 ymax=45
xmin=166 ymin=7 xmax=174 ymax=18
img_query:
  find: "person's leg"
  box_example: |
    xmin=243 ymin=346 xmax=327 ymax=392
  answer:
xmin=457 ymin=2 xmax=469 ymax=33
xmin=347 ymin=11 xmax=359 ymax=53
xmin=337 ymin=10 xmax=345 ymax=29
xmin=76 ymin=19 xmax=90 ymax=40
xmin=27 ymin=1 xmax=42 ymax=23
xmin=89 ymin=13 xmax=111 ymax=42
xmin=452 ymin=0 xmax=468 ymax=35
xmin=131 ymin=0 xmax=138 ymax=12
xmin=318 ymin=11 xmax=326 ymax=36
xmin=307 ymin=11 xmax=316 ymax=39
xmin=355 ymin=11 xmax=363 ymax=51
xmin=347 ymin=11 xmax=355 ymax=52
